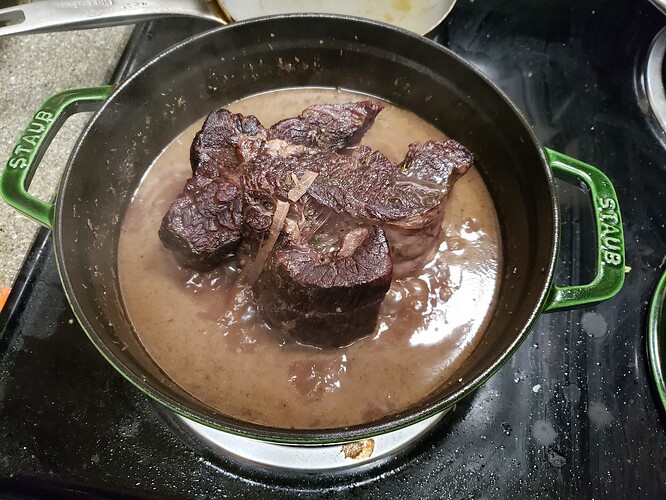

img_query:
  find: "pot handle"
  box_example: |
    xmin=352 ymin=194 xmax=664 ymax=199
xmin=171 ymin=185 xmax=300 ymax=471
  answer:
xmin=0 ymin=85 xmax=113 ymax=228
xmin=542 ymin=148 xmax=625 ymax=312
xmin=0 ymin=0 xmax=222 ymax=37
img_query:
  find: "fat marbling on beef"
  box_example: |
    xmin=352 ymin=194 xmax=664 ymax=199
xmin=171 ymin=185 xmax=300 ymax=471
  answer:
xmin=159 ymin=100 xmax=474 ymax=347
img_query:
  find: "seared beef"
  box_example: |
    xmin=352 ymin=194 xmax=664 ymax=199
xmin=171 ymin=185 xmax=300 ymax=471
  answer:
xmin=160 ymin=109 xmax=260 ymax=270
xmin=400 ymin=139 xmax=474 ymax=193
xmin=239 ymin=140 xmax=313 ymax=242
xmin=190 ymin=109 xmax=266 ymax=176
xmin=240 ymin=145 xmax=439 ymax=231
xmin=162 ymin=102 xmax=385 ymax=270
xmin=387 ymin=139 xmax=474 ymax=276
xmin=255 ymin=225 xmax=392 ymax=347
xmin=240 ymin=142 xmax=465 ymax=277
xmin=158 ymin=173 xmax=243 ymax=270
xmin=308 ymin=146 xmax=443 ymax=224
xmin=159 ymin=101 xmax=475 ymax=346
xmin=269 ymin=101 xmax=383 ymax=151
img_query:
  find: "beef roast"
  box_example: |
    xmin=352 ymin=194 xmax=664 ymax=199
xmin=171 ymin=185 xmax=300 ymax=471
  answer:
xmin=255 ymin=224 xmax=392 ymax=347
xmin=160 ymin=109 xmax=261 ymax=270
xmin=159 ymin=101 xmax=475 ymax=347
xmin=240 ymin=141 xmax=470 ymax=277
xmin=269 ymin=101 xmax=383 ymax=151
xmin=158 ymin=173 xmax=243 ymax=270
xmin=190 ymin=108 xmax=267 ymax=176
xmin=161 ymin=102 xmax=386 ymax=270
xmin=400 ymin=139 xmax=474 ymax=193
xmin=386 ymin=139 xmax=474 ymax=276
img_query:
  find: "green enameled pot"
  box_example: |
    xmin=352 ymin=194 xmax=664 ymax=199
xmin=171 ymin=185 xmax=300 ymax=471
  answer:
xmin=0 ymin=15 xmax=625 ymax=444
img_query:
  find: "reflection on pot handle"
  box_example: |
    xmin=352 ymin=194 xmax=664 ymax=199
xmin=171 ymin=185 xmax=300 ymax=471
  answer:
xmin=543 ymin=148 xmax=625 ymax=312
xmin=0 ymin=85 xmax=114 ymax=228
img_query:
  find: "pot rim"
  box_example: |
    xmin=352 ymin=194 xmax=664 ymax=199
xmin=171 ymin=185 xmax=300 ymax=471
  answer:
xmin=53 ymin=13 xmax=559 ymax=444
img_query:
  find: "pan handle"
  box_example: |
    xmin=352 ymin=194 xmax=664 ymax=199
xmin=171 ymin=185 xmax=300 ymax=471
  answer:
xmin=542 ymin=148 xmax=625 ymax=312
xmin=0 ymin=85 xmax=113 ymax=228
xmin=0 ymin=0 xmax=222 ymax=37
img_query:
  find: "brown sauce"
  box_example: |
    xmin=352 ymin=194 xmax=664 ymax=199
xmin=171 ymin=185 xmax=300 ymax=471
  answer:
xmin=118 ymin=88 xmax=501 ymax=429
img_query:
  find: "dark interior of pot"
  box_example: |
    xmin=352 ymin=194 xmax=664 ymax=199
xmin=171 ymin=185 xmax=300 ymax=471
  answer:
xmin=55 ymin=15 xmax=557 ymax=442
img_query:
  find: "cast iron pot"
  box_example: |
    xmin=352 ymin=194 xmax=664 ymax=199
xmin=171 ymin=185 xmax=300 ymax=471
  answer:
xmin=1 ymin=15 xmax=625 ymax=444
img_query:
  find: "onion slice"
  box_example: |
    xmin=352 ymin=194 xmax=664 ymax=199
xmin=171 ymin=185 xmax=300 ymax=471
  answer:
xmin=244 ymin=171 xmax=319 ymax=285
xmin=244 ymin=199 xmax=290 ymax=285
xmin=288 ymin=170 xmax=319 ymax=202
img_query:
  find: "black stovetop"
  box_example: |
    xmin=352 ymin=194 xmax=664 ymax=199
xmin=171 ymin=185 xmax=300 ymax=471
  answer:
xmin=2 ymin=1 xmax=666 ymax=498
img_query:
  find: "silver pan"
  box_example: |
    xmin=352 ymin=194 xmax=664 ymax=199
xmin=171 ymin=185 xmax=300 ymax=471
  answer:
xmin=0 ymin=0 xmax=457 ymax=37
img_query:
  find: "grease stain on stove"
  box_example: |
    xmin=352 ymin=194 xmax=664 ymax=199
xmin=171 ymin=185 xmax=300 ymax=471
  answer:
xmin=18 ymin=308 xmax=61 ymax=342
xmin=341 ymin=438 xmax=375 ymax=460
xmin=564 ymin=383 xmax=581 ymax=403
xmin=119 ymin=418 xmax=142 ymax=438
xmin=531 ymin=420 xmax=557 ymax=446
xmin=587 ymin=401 xmax=614 ymax=428
xmin=513 ymin=369 xmax=526 ymax=384
xmin=580 ymin=311 xmax=608 ymax=339
xmin=547 ymin=448 xmax=567 ymax=468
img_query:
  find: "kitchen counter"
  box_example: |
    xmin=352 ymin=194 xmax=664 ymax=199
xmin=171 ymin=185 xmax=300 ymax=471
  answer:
xmin=0 ymin=25 xmax=133 ymax=287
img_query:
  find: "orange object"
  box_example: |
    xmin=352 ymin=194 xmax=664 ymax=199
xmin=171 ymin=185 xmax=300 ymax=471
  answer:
xmin=0 ymin=288 xmax=10 ymax=313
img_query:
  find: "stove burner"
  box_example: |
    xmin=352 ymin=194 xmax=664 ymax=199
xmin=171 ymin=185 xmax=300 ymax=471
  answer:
xmin=646 ymin=26 xmax=666 ymax=133
xmin=177 ymin=408 xmax=451 ymax=471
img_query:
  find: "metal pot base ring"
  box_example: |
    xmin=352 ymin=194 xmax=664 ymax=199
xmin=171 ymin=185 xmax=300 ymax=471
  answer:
xmin=177 ymin=408 xmax=451 ymax=471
